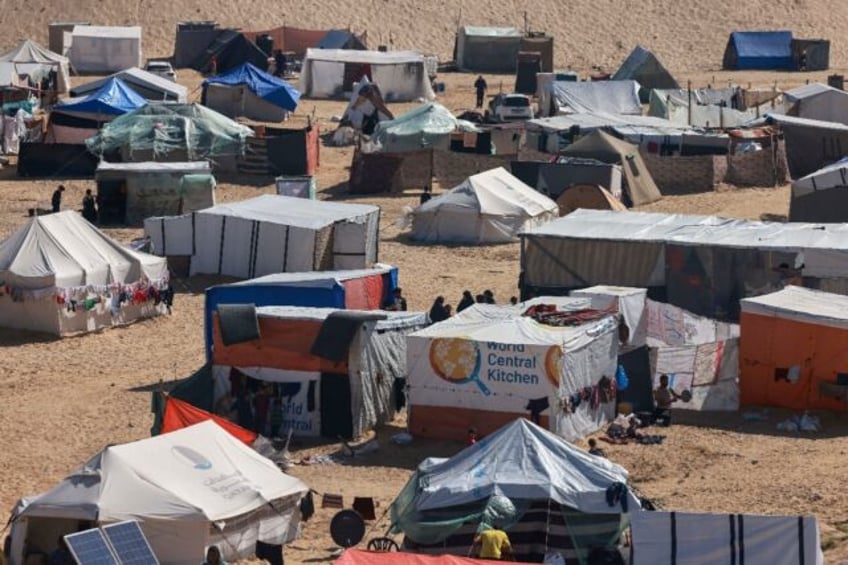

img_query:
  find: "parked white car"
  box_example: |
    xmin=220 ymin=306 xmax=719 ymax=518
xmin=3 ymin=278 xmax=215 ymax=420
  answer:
xmin=488 ymin=93 xmax=534 ymax=122
xmin=144 ymin=61 xmax=177 ymax=82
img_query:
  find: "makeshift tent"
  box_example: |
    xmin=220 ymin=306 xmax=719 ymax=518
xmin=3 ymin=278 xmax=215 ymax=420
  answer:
xmin=238 ymin=124 xmax=320 ymax=177
xmin=7 ymin=421 xmax=308 ymax=565
xmin=319 ymin=30 xmax=367 ymax=50
xmin=390 ymin=419 xmax=638 ymax=563
xmin=203 ymin=62 xmax=300 ymax=122
xmin=560 ymin=130 xmax=662 ymax=206
xmin=0 ymin=211 xmax=168 ymax=335
xmin=556 ymin=185 xmax=626 ymax=216
xmin=740 ymin=286 xmax=848 ymax=411
xmin=161 ymin=395 xmax=258 ymax=445
xmin=193 ymin=31 xmax=269 ymax=74
xmin=48 ymin=77 xmax=147 ymax=144
xmin=790 ymin=157 xmax=848 ymax=222
xmin=144 ymin=194 xmax=380 ymax=277
xmin=792 ymin=38 xmax=830 ymax=71
xmin=537 ymin=80 xmax=641 ymax=117
xmin=612 ymin=46 xmax=678 ymax=102
xmin=722 ymin=31 xmax=793 ymax=70
xmin=519 ymin=209 xmax=848 ymax=320
xmin=66 ymin=26 xmax=142 ymax=73
xmin=407 ymin=297 xmax=620 ymax=442
xmin=86 ymin=102 xmax=253 ymax=162
xmin=208 ymin=306 xmax=428 ymax=438
xmin=95 ymin=161 xmax=215 ymax=225
xmin=511 ymin=158 xmax=624 ymax=200
xmin=454 ymin=26 xmax=522 ymax=73
xmin=203 ymin=264 xmax=399 ymax=357
xmin=630 ymin=511 xmax=823 ymax=565
xmin=784 ymin=83 xmax=848 ymax=125
xmin=49 ymin=21 xmax=91 ymax=54
xmin=648 ymin=87 xmax=757 ymax=128
xmin=0 ymin=39 xmax=70 ymax=93
xmin=342 ymin=77 xmax=393 ymax=133
xmin=410 ymin=167 xmax=558 ymax=244
xmin=300 ymin=49 xmax=434 ymax=101
xmin=244 ymin=26 xmax=367 ymax=59
xmin=174 ymin=21 xmax=224 ymax=68
xmin=365 ymin=103 xmax=477 ymax=153
xmin=70 ymin=67 xmax=187 ymax=102
xmin=335 ymin=550 xmax=536 ymax=565
xmin=765 ymin=113 xmax=848 ymax=178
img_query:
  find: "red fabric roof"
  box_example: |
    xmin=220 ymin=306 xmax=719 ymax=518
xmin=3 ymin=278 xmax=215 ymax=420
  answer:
xmin=161 ymin=396 xmax=258 ymax=445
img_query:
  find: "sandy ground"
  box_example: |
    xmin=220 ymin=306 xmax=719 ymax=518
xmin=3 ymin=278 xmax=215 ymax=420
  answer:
xmin=1 ymin=33 xmax=848 ymax=565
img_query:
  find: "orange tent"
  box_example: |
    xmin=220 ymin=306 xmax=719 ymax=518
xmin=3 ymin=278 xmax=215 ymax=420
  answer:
xmin=161 ymin=396 xmax=258 ymax=445
xmin=334 ymin=549 xmax=533 ymax=565
xmin=740 ymin=286 xmax=848 ymax=411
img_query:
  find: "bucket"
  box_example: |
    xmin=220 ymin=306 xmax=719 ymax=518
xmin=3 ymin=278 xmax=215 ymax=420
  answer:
xmin=617 ymin=402 xmax=633 ymax=415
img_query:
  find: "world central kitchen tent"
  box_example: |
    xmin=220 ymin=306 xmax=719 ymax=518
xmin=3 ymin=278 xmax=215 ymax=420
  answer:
xmin=407 ymin=298 xmax=620 ymax=442
xmin=202 ymin=63 xmax=301 ymax=122
xmin=144 ymin=195 xmax=380 ymax=277
xmin=389 ymin=419 xmax=639 ymax=563
xmin=300 ymin=49 xmax=435 ymax=101
xmin=410 ymin=167 xmax=558 ymax=244
xmin=7 ymin=421 xmax=308 ymax=565
xmin=0 ymin=211 xmax=169 ymax=335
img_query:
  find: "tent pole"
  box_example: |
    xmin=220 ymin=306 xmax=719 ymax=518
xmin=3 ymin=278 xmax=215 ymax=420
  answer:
xmin=687 ymin=80 xmax=692 ymax=126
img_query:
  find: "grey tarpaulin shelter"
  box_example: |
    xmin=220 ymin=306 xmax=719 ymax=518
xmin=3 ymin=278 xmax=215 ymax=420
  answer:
xmin=765 ymin=112 xmax=848 ymax=178
xmin=537 ymin=80 xmax=642 ymax=117
xmin=612 ymin=46 xmax=678 ymax=102
xmin=454 ymin=26 xmax=522 ymax=73
xmin=783 ymin=83 xmax=848 ymax=125
xmin=789 ymin=157 xmax=848 ymax=222
xmin=389 ymin=419 xmax=639 ymax=563
xmin=71 ymin=67 xmax=188 ymax=102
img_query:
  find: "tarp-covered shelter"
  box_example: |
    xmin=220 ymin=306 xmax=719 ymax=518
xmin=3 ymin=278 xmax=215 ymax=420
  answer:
xmin=792 ymin=38 xmax=830 ymax=71
xmin=556 ymin=185 xmax=626 ymax=216
xmin=86 ymin=102 xmax=253 ymax=163
xmin=410 ymin=167 xmax=558 ymax=244
xmin=193 ymin=31 xmax=269 ymax=74
xmin=390 ymin=419 xmax=638 ymax=563
xmin=511 ymin=158 xmax=624 ymax=200
xmin=174 ymin=21 xmax=224 ymax=68
xmin=560 ymin=130 xmax=662 ymax=207
xmin=537 ymin=80 xmax=642 ymax=117
xmin=342 ymin=76 xmax=393 ymax=133
xmin=144 ymin=194 xmax=380 ymax=277
xmin=95 ymin=161 xmax=215 ymax=225
xmin=244 ymin=26 xmax=367 ymax=59
xmin=722 ymin=31 xmax=794 ymax=70
xmin=203 ymin=264 xmax=399 ymax=357
xmin=407 ymin=297 xmax=620 ymax=442
xmin=790 ymin=157 xmax=848 ymax=222
xmin=0 ymin=39 xmax=70 ymax=93
xmin=520 ymin=209 xmax=848 ymax=320
xmin=454 ymin=26 xmax=522 ymax=73
xmin=208 ymin=306 xmax=428 ymax=438
xmin=0 ymin=211 xmax=168 ymax=335
xmin=66 ymin=26 xmax=143 ymax=73
xmin=318 ymin=30 xmax=367 ymax=50
xmin=740 ymin=286 xmax=848 ymax=411
xmin=203 ymin=62 xmax=300 ymax=122
xmin=612 ymin=46 xmax=678 ymax=102
xmin=70 ymin=67 xmax=188 ymax=102
xmin=300 ymin=49 xmax=434 ymax=101
xmin=765 ymin=113 xmax=848 ymax=178
xmin=7 ymin=421 xmax=308 ymax=565
xmin=784 ymin=83 xmax=848 ymax=125
xmin=631 ymin=510 xmax=823 ymax=565
xmin=648 ymin=87 xmax=757 ymax=128
xmin=48 ymin=77 xmax=147 ymax=145
xmin=365 ymin=102 xmax=477 ymax=153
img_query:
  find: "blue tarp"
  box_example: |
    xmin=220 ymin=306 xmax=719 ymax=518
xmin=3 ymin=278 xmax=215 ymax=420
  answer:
xmin=54 ymin=77 xmax=147 ymax=116
xmin=727 ymin=31 xmax=793 ymax=70
xmin=203 ymin=62 xmax=300 ymax=111
xmin=203 ymin=266 xmax=399 ymax=358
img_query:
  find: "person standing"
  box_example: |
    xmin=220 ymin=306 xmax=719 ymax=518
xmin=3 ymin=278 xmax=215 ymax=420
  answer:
xmin=384 ymin=288 xmax=407 ymax=311
xmin=273 ymin=50 xmax=287 ymax=77
xmin=81 ymin=189 xmax=97 ymax=224
xmin=473 ymin=526 xmax=514 ymax=561
xmin=474 ymin=75 xmax=488 ymax=108
xmin=653 ymin=374 xmax=680 ymax=427
xmin=429 ymin=296 xmax=449 ymax=323
xmin=51 ymin=185 xmax=65 ymax=213
xmin=457 ymin=290 xmax=475 ymax=312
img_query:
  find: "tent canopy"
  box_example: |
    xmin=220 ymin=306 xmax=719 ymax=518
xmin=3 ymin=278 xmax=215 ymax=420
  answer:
xmin=54 ymin=77 xmax=147 ymax=118
xmin=367 ymin=103 xmax=477 ymax=153
xmin=741 ymin=285 xmax=848 ymax=330
xmin=410 ymin=167 xmax=558 ymax=244
xmin=546 ymin=80 xmax=642 ymax=115
xmin=560 ymin=130 xmax=662 ymax=206
xmin=724 ymin=31 xmax=793 ymax=70
xmin=0 ymin=211 xmax=166 ymax=290
xmin=612 ymin=46 xmax=678 ymax=98
xmin=0 ymin=39 xmax=70 ymax=92
xmin=86 ymin=102 xmax=253 ymax=159
xmin=204 ymin=62 xmax=300 ymax=111
xmin=792 ymin=156 xmax=848 ymax=197
xmin=70 ymin=67 xmax=188 ymax=102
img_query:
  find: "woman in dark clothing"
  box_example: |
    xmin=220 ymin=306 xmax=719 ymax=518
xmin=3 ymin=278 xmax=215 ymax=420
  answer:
xmin=457 ymin=290 xmax=475 ymax=312
xmin=429 ymin=296 xmax=450 ymax=323
xmin=82 ymin=189 xmax=97 ymax=224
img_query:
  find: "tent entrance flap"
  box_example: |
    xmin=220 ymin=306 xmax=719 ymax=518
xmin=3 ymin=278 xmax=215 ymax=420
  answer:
xmin=320 ymin=372 xmax=354 ymax=439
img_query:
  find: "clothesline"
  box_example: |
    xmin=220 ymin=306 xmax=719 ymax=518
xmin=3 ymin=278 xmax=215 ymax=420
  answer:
xmin=0 ymin=274 xmax=170 ymax=303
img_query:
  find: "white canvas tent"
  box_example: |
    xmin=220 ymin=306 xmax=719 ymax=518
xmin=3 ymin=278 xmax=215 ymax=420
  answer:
xmin=300 ymin=49 xmax=435 ymax=101
xmin=537 ymin=80 xmax=642 ymax=117
xmin=407 ymin=297 xmax=620 ymax=442
xmin=0 ymin=39 xmax=70 ymax=93
xmin=789 ymin=156 xmax=848 ymax=222
xmin=144 ymin=194 xmax=380 ymax=277
xmin=70 ymin=67 xmax=187 ymax=102
xmin=784 ymin=83 xmax=848 ymax=125
xmin=0 ymin=211 xmax=168 ymax=335
xmin=66 ymin=26 xmax=142 ymax=73
xmin=8 ymin=421 xmax=308 ymax=565
xmin=410 ymin=167 xmax=558 ymax=244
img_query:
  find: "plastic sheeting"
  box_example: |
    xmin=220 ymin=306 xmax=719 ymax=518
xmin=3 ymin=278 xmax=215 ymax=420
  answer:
xmin=366 ymin=103 xmax=477 ymax=153
xmin=68 ymin=26 xmax=142 ymax=73
xmin=540 ymin=80 xmax=642 ymax=117
xmin=724 ymin=30 xmax=794 ymax=70
xmin=784 ymin=83 xmax=848 ymax=125
xmin=53 ymin=77 xmax=147 ymax=118
xmin=612 ymin=46 xmax=678 ymax=93
xmin=411 ymin=167 xmax=558 ymax=244
xmin=204 ymin=63 xmax=300 ymax=111
xmin=741 ymin=285 xmax=848 ymax=330
xmin=71 ymin=67 xmax=187 ymax=102
xmin=631 ymin=511 xmax=823 ymax=565
xmin=0 ymin=39 xmax=70 ymax=93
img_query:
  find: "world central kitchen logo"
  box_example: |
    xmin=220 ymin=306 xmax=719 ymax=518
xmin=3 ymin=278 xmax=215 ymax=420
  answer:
xmin=171 ymin=446 xmax=213 ymax=470
xmin=429 ymin=339 xmax=561 ymax=392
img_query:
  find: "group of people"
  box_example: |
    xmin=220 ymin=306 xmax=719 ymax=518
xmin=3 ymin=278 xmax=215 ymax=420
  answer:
xmin=51 ymin=185 xmax=99 ymax=224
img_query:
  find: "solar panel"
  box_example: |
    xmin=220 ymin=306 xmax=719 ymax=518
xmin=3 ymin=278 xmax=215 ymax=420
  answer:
xmin=64 ymin=529 xmax=119 ymax=565
xmin=102 ymin=521 xmax=159 ymax=565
